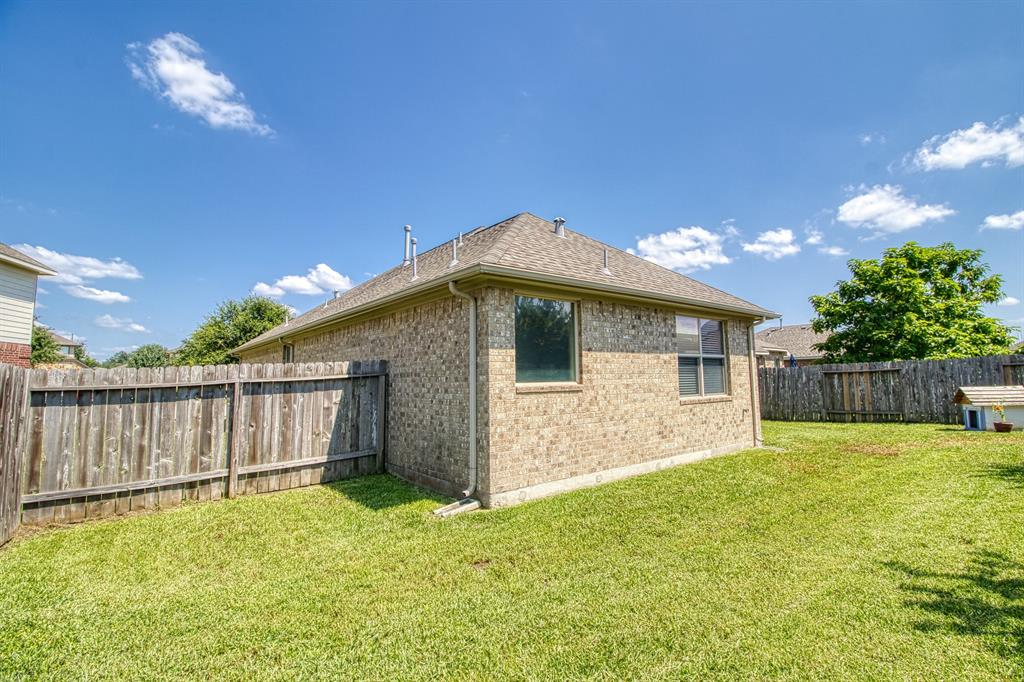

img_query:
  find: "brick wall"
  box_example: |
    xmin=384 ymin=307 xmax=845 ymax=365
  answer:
xmin=239 ymin=296 xmax=473 ymax=496
xmin=238 ymin=287 xmax=760 ymax=507
xmin=481 ymin=287 xmax=757 ymax=506
xmin=0 ymin=342 xmax=30 ymax=368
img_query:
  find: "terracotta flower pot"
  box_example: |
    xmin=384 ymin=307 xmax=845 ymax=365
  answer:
xmin=994 ymin=422 xmax=1014 ymax=433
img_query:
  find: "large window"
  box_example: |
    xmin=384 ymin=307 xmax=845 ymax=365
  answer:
xmin=677 ymin=316 xmax=728 ymax=396
xmin=515 ymin=295 xmax=577 ymax=383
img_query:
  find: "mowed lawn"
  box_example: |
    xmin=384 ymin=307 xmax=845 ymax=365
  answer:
xmin=1 ymin=423 xmax=1022 ymax=680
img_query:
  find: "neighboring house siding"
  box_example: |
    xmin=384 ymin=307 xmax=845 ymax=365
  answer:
xmin=481 ymin=287 xmax=756 ymax=506
xmin=0 ymin=262 xmax=38 ymax=345
xmin=238 ymin=296 xmax=473 ymax=496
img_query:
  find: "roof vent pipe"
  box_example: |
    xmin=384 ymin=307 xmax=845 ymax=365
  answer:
xmin=554 ymin=216 xmax=566 ymax=237
xmin=333 ymin=289 xmax=341 ymax=299
xmin=601 ymin=247 xmax=611 ymax=275
xmin=403 ymin=225 xmax=412 ymax=266
xmin=411 ymin=238 xmax=418 ymax=280
xmin=458 ymin=231 xmax=464 ymax=246
xmin=449 ymin=239 xmax=458 ymax=267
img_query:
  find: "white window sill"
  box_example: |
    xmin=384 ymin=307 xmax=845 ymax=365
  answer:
xmin=679 ymin=394 xmax=733 ymax=405
xmin=515 ymin=382 xmax=584 ymax=395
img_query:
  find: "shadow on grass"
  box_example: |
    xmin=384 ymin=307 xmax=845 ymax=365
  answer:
xmin=884 ymin=549 xmax=1024 ymax=662
xmin=322 ymin=473 xmax=447 ymax=511
xmin=978 ymin=464 xmax=1024 ymax=488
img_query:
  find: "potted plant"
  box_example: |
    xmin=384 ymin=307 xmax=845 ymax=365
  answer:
xmin=992 ymin=403 xmax=1014 ymax=432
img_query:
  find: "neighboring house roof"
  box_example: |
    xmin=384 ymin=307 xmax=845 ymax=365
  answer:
xmin=48 ymin=331 xmax=83 ymax=348
xmin=954 ymin=386 xmax=1024 ymax=407
xmin=754 ymin=339 xmax=788 ymax=356
xmin=1013 ymin=339 xmax=1024 ymax=353
xmin=0 ymin=242 xmax=56 ymax=275
xmin=754 ymin=324 xmax=829 ymax=360
xmin=237 ymin=212 xmax=778 ymax=353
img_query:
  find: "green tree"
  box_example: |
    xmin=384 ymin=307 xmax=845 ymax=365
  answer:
xmin=125 ymin=344 xmax=172 ymax=368
xmin=30 ymin=325 xmax=62 ymax=366
xmin=102 ymin=351 xmax=132 ymax=368
xmin=810 ymin=242 xmax=1014 ymax=362
xmin=73 ymin=344 xmax=100 ymax=368
xmin=176 ymin=296 xmax=292 ymax=366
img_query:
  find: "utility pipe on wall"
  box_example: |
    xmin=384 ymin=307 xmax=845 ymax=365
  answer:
xmin=448 ymin=281 xmax=477 ymax=499
xmin=747 ymin=320 xmax=763 ymax=447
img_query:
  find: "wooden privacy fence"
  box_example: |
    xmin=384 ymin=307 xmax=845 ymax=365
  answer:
xmin=18 ymin=360 xmax=387 ymax=528
xmin=0 ymin=365 xmax=31 ymax=547
xmin=759 ymin=354 xmax=1024 ymax=423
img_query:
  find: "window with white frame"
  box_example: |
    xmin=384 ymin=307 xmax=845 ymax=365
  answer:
xmin=676 ymin=316 xmax=728 ymax=396
xmin=282 ymin=343 xmax=294 ymax=363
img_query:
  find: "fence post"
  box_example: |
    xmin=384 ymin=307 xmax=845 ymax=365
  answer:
xmin=375 ymin=374 xmax=386 ymax=473
xmin=227 ymin=378 xmax=241 ymax=498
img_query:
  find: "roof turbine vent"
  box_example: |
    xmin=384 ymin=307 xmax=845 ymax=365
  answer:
xmin=553 ymin=216 xmax=566 ymax=237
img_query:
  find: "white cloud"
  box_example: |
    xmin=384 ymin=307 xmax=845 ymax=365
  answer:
xmin=998 ymin=296 xmax=1020 ymax=307
xmin=61 ymin=284 xmax=131 ymax=304
xmin=837 ymin=184 xmax=955 ymax=235
xmin=629 ymin=226 xmax=732 ymax=272
xmin=914 ymin=116 xmax=1024 ymax=170
xmin=37 ymin=286 xmax=49 ymax=294
xmin=859 ymin=132 xmax=886 ymax=146
xmin=95 ymin=314 xmax=150 ymax=333
xmin=127 ymin=32 xmax=273 ymax=136
xmin=804 ymin=228 xmax=824 ymax=245
xmin=981 ymin=210 xmax=1024 ymax=230
xmin=13 ymin=244 xmax=142 ymax=285
xmin=741 ymin=229 xmax=801 ymax=261
xmin=253 ymin=263 xmax=353 ymax=298
xmin=818 ymin=245 xmax=849 ymax=257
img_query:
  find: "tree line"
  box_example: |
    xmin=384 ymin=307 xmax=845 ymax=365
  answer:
xmin=31 ymin=296 xmax=290 ymax=368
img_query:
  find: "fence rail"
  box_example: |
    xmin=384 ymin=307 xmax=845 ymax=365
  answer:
xmin=18 ymin=360 xmax=387 ymax=527
xmin=759 ymin=354 xmax=1024 ymax=423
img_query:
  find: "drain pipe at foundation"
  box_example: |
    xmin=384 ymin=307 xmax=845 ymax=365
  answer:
xmin=748 ymin=320 xmax=764 ymax=447
xmin=434 ymin=281 xmax=481 ymax=517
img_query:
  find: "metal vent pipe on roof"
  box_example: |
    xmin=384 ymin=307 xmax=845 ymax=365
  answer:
xmin=449 ymin=239 xmax=458 ymax=267
xmin=602 ymin=248 xmax=610 ymax=275
xmin=403 ymin=225 xmax=412 ymax=266
xmin=554 ymin=216 xmax=566 ymax=237
xmin=411 ymin=238 xmax=418 ymax=280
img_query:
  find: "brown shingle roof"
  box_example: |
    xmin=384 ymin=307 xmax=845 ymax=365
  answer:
xmin=0 ymin=242 xmax=56 ymax=275
xmin=48 ymin=331 xmax=83 ymax=347
xmin=754 ymin=324 xmax=829 ymax=360
xmin=954 ymin=386 xmax=1024 ymax=406
xmin=237 ymin=212 xmax=777 ymax=353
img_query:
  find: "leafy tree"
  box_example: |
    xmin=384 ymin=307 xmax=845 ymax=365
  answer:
xmin=125 ymin=344 xmax=171 ymax=368
xmin=73 ymin=344 xmax=100 ymax=368
xmin=102 ymin=351 xmax=132 ymax=368
xmin=30 ymin=325 xmax=62 ymax=366
xmin=176 ymin=296 xmax=292 ymax=366
xmin=810 ymin=242 xmax=1014 ymax=362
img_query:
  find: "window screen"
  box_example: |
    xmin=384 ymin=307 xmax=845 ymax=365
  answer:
xmin=676 ymin=316 xmax=728 ymax=396
xmin=515 ymin=296 xmax=577 ymax=383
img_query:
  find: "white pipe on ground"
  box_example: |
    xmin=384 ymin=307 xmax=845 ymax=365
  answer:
xmin=447 ymin=281 xmax=477 ymax=499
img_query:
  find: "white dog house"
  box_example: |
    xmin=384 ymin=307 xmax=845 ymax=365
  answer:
xmin=953 ymin=386 xmax=1024 ymax=431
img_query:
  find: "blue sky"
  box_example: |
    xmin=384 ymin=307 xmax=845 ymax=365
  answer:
xmin=2 ymin=1 xmax=1021 ymax=357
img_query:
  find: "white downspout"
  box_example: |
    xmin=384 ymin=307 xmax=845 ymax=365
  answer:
xmin=748 ymin=320 xmax=763 ymax=447
xmin=435 ymin=281 xmax=480 ymax=516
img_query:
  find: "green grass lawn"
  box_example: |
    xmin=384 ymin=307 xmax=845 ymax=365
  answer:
xmin=1 ymin=422 xmax=1022 ymax=680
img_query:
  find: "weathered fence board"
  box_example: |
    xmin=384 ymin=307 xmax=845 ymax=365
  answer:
xmin=759 ymin=354 xmax=1024 ymax=423
xmin=19 ymin=360 xmax=386 ymax=525
xmin=0 ymin=365 xmax=30 ymax=547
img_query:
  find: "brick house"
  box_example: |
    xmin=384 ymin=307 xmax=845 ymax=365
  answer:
xmin=0 ymin=243 xmax=55 ymax=368
xmin=235 ymin=213 xmax=778 ymax=508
